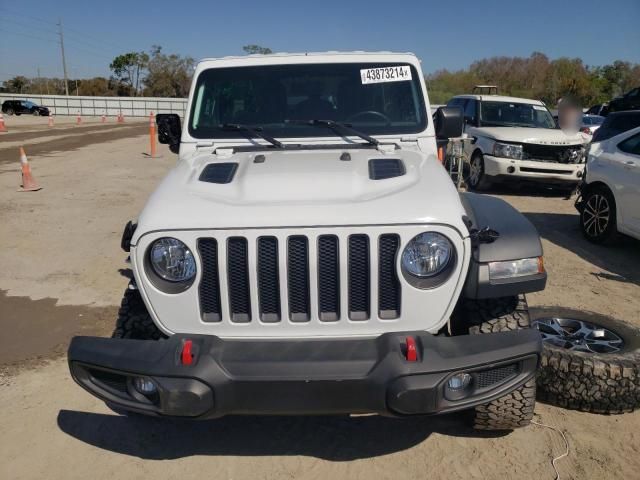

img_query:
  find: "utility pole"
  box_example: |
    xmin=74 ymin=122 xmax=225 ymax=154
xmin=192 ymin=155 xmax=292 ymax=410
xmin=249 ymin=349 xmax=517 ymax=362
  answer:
xmin=57 ymin=19 xmax=69 ymax=96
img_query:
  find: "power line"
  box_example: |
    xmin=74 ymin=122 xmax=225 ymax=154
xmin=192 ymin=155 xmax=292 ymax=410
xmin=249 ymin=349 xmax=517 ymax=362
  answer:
xmin=0 ymin=27 xmax=57 ymax=43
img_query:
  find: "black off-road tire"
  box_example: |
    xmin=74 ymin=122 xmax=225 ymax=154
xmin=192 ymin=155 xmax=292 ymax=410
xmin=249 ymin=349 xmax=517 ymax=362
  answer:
xmin=531 ymin=307 xmax=640 ymax=414
xmin=453 ymin=295 xmax=536 ymax=430
xmin=452 ymin=294 xmax=531 ymax=335
xmin=473 ymin=378 xmax=537 ymax=430
xmin=112 ymin=288 xmax=166 ymax=340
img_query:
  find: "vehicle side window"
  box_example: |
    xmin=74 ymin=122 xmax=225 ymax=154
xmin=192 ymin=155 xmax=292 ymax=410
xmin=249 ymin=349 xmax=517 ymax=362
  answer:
xmin=626 ymin=88 xmax=639 ymax=98
xmin=464 ymin=99 xmax=477 ymax=125
xmin=446 ymin=98 xmax=463 ymax=108
xmin=618 ymin=132 xmax=640 ymax=156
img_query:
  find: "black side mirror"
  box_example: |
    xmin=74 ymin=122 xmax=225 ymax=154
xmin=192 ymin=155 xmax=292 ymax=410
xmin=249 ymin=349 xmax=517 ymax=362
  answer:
xmin=434 ymin=106 xmax=463 ymax=139
xmin=156 ymin=113 xmax=181 ymax=154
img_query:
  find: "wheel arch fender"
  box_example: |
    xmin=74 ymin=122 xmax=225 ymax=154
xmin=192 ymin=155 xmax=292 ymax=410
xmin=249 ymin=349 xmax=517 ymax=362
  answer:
xmin=459 ymin=192 xmax=546 ymax=299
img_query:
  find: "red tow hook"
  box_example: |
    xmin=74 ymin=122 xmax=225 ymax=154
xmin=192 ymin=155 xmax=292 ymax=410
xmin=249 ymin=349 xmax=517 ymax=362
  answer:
xmin=181 ymin=339 xmax=194 ymax=365
xmin=405 ymin=336 xmax=418 ymax=362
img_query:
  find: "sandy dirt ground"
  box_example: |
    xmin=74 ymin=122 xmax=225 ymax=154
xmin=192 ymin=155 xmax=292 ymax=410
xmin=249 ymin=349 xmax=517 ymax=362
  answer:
xmin=1 ymin=122 xmax=639 ymax=479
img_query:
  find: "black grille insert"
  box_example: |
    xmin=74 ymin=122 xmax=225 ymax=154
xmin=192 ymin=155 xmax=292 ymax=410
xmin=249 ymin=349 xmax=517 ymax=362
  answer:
xmin=227 ymin=237 xmax=251 ymax=322
xmin=257 ymin=237 xmax=281 ymax=322
xmin=89 ymin=369 xmax=128 ymax=395
xmin=198 ymin=238 xmax=222 ymax=322
xmin=378 ymin=235 xmax=401 ymax=319
xmin=287 ymin=236 xmax=310 ymax=322
xmin=348 ymin=235 xmax=370 ymax=320
xmin=199 ymin=162 xmax=239 ymax=183
xmin=317 ymin=235 xmax=340 ymax=321
xmin=476 ymin=364 xmax=518 ymax=389
xmin=369 ymin=159 xmax=406 ymax=180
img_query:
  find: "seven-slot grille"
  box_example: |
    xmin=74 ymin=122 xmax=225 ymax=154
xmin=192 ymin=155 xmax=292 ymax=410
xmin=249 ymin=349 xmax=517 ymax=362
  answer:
xmin=198 ymin=233 xmax=401 ymax=323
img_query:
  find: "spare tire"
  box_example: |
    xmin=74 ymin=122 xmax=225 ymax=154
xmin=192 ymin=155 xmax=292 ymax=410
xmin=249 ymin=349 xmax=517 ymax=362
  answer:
xmin=531 ymin=307 xmax=640 ymax=414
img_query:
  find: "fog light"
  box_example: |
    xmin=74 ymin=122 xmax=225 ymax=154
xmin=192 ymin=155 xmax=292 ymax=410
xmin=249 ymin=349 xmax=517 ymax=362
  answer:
xmin=447 ymin=373 xmax=472 ymax=390
xmin=507 ymin=166 xmax=515 ymax=173
xmin=133 ymin=376 xmax=157 ymax=395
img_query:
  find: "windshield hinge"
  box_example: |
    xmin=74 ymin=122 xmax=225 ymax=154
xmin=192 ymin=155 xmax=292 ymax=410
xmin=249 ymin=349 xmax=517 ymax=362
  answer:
xmin=196 ymin=141 xmax=214 ymax=148
xmin=377 ymin=143 xmax=398 ymax=154
xmin=214 ymin=147 xmax=234 ymax=158
xmin=400 ymin=137 xmax=419 ymax=143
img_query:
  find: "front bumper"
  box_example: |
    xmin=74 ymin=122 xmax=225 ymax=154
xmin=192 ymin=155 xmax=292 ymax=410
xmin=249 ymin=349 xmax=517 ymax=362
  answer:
xmin=68 ymin=330 xmax=540 ymax=418
xmin=483 ymin=154 xmax=584 ymax=184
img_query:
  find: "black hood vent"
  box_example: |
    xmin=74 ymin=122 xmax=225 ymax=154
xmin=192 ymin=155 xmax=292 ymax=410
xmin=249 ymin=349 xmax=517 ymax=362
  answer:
xmin=199 ymin=163 xmax=239 ymax=184
xmin=368 ymin=159 xmax=406 ymax=180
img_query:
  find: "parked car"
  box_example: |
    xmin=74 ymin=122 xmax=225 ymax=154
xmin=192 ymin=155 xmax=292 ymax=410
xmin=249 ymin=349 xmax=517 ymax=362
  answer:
xmin=1 ymin=99 xmax=50 ymax=116
xmin=591 ymin=110 xmax=640 ymax=143
xmin=67 ymin=52 xmax=548 ymax=431
xmin=576 ymin=125 xmax=640 ymax=243
xmin=608 ymin=87 xmax=640 ymax=113
xmin=446 ymin=91 xmax=588 ymax=191
xmin=585 ymin=103 xmax=609 ymax=116
xmin=580 ymin=114 xmax=605 ymax=136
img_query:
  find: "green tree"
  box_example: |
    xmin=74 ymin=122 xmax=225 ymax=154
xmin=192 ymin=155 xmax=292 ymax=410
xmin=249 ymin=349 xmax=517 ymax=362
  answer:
xmin=2 ymin=76 xmax=30 ymax=93
xmin=109 ymin=52 xmax=149 ymax=96
xmin=142 ymin=46 xmax=195 ymax=98
xmin=242 ymin=44 xmax=273 ymax=55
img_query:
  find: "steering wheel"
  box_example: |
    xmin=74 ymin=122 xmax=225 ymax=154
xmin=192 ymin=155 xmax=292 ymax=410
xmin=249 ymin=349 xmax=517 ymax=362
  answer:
xmin=345 ymin=110 xmax=391 ymax=126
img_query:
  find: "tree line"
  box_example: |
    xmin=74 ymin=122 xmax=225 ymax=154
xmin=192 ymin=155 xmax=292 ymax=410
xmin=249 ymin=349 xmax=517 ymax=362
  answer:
xmin=1 ymin=45 xmax=195 ymax=98
xmin=427 ymin=52 xmax=640 ymax=106
xmin=3 ymin=49 xmax=639 ymax=108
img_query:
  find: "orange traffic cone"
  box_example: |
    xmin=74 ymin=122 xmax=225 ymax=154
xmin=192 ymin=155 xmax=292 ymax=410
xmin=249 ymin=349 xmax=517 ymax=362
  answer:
xmin=76 ymin=113 xmax=82 ymax=125
xmin=18 ymin=147 xmax=42 ymax=192
xmin=48 ymin=113 xmax=54 ymax=128
xmin=0 ymin=113 xmax=7 ymax=133
xmin=117 ymin=112 xmax=125 ymax=123
xmin=101 ymin=114 xmax=106 ymax=123
xmin=149 ymin=111 xmax=157 ymax=158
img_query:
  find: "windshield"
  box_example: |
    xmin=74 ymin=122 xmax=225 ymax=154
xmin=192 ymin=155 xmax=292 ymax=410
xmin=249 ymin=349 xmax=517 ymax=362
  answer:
xmin=189 ymin=63 xmax=427 ymax=139
xmin=582 ymin=115 xmax=604 ymax=125
xmin=479 ymin=101 xmax=556 ymax=129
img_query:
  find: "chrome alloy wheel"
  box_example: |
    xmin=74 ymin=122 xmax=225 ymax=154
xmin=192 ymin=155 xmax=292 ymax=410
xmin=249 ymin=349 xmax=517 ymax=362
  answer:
xmin=469 ymin=156 xmax=482 ymax=187
xmin=582 ymin=193 xmax=610 ymax=237
xmin=533 ymin=317 xmax=624 ymax=353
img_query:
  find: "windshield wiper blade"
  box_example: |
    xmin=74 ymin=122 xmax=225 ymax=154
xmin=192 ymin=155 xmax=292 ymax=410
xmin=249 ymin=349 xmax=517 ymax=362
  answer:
xmin=219 ymin=123 xmax=284 ymax=148
xmin=287 ymin=119 xmax=379 ymax=146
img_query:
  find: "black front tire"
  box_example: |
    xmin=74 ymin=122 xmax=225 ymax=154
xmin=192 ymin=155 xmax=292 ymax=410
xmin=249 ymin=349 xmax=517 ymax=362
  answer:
xmin=112 ymin=288 xmax=166 ymax=340
xmin=467 ymin=152 xmax=493 ymax=191
xmin=453 ymin=295 xmax=536 ymax=430
xmin=580 ymin=185 xmax=618 ymax=244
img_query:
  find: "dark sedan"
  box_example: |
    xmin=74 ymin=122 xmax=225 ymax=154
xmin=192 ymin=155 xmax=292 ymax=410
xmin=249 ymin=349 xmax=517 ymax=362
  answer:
xmin=1 ymin=100 xmax=50 ymax=116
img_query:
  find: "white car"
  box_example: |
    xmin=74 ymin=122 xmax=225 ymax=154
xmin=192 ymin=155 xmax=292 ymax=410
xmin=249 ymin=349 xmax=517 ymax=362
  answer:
xmin=577 ymin=125 xmax=640 ymax=242
xmin=67 ymin=52 xmax=548 ymax=430
xmin=446 ymin=92 xmax=589 ymax=190
xmin=580 ymin=114 xmax=605 ymax=136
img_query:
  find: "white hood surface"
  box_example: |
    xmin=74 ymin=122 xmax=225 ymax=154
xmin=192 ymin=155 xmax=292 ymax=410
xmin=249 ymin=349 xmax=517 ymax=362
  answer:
xmin=133 ymin=148 xmax=467 ymax=241
xmin=472 ymin=126 xmax=587 ymax=145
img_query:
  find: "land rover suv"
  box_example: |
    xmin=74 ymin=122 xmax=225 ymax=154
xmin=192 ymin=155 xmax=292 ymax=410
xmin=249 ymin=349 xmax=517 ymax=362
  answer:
xmin=447 ymin=92 xmax=588 ymax=190
xmin=68 ymin=52 xmax=546 ymax=431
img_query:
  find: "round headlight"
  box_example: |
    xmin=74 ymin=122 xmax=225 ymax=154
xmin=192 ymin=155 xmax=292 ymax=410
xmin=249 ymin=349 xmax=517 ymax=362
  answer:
xmin=401 ymin=232 xmax=453 ymax=278
xmin=149 ymin=238 xmax=196 ymax=282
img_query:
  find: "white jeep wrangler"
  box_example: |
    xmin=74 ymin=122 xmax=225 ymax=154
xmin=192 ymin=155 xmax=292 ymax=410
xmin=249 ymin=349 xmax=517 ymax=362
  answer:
xmin=447 ymin=90 xmax=589 ymax=190
xmin=69 ymin=52 xmax=546 ymax=431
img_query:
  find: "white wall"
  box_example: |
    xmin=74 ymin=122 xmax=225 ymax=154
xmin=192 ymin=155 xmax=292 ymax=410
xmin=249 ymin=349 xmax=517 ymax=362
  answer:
xmin=0 ymin=93 xmax=187 ymax=117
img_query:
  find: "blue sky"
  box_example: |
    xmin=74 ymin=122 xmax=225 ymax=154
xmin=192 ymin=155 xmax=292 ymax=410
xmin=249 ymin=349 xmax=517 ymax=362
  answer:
xmin=1 ymin=0 xmax=639 ymax=81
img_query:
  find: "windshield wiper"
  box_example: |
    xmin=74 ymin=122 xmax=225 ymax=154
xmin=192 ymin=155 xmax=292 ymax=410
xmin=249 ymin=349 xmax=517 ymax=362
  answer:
xmin=287 ymin=119 xmax=379 ymax=147
xmin=218 ymin=123 xmax=284 ymax=149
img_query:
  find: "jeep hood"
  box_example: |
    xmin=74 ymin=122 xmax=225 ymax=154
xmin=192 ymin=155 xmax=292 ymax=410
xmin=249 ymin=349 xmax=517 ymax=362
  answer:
xmin=134 ymin=148 xmax=468 ymax=239
xmin=474 ymin=126 xmax=587 ymax=145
